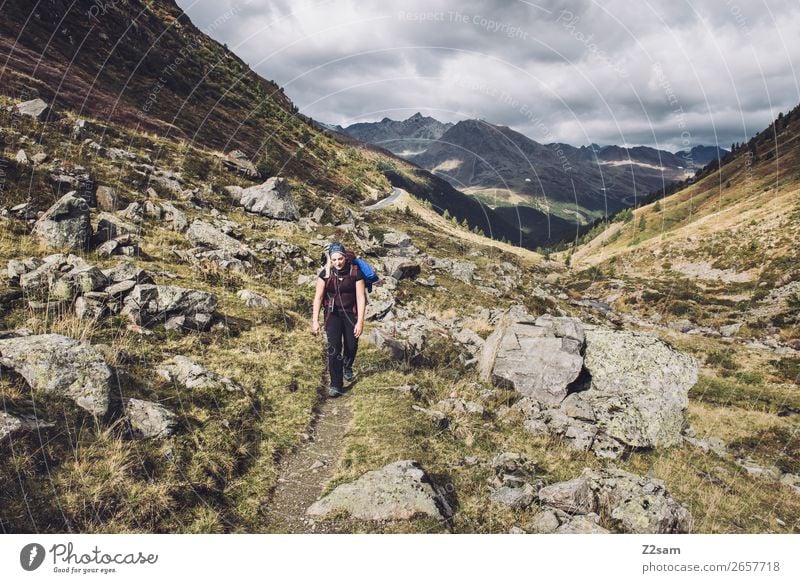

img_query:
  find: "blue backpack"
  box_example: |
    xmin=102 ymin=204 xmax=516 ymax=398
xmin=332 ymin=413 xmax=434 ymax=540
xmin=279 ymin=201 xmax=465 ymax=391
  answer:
xmin=353 ymin=256 xmax=380 ymax=293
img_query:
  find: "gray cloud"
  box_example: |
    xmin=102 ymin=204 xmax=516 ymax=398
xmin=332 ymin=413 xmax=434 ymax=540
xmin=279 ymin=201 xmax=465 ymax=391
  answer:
xmin=176 ymin=0 xmax=800 ymax=151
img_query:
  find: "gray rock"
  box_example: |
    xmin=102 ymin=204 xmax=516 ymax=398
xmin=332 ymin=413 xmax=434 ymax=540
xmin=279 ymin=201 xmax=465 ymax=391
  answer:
xmin=95 ymin=186 xmax=119 ymax=212
xmin=187 ymin=220 xmax=252 ymax=259
xmin=75 ymin=296 xmax=105 ymax=321
xmin=585 ymin=468 xmax=693 ymax=534
xmin=0 ymin=334 xmax=112 ymax=415
xmin=15 ymin=98 xmax=56 ymax=121
xmin=161 ymin=202 xmax=188 ymax=232
xmin=529 ymin=510 xmax=561 ymax=533
xmin=94 ymin=212 xmax=141 ymax=243
xmin=233 ymin=177 xmax=299 ymax=220
xmin=555 ymin=513 xmax=610 ymax=534
xmin=101 ymin=262 xmax=153 ymax=284
xmin=236 ymin=289 xmax=272 ymax=308
xmin=582 ymin=328 xmax=698 ymax=449
xmin=478 ymin=306 xmax=584 ymax=406
xmin=538 ymin=475 xmax=597 ymax=514
xmin=32 ymin=192 xmax=91 ymax=251
xmin=383 ymin=256 xmax=421 ymax=281
xmin=7 ymin=257 xmax=44 ymax=285
xmin=306 ymin=460 xmax=452 ymax=522
xmin=451 ymin=260 xmax=476 ymax=283
xmin=490 ymin=483 xmax=535 ymax=509
xmin=125 ymin=398 xmax=177 ymax=439
xmin=382 ymin=230 xmax=412 ymax=248
xmin=156 ymin=355 xmax=242 ymax=392
xmin=0 ymin=411 xmax=55 ymax=440
xmin=15 ymin=149 xmax=29 ymax=166
xmin=19 ymin=254 xmax=93 ymax=300
xmin=412 ymin=405 xmax=449 ymax=429
xmin=123 ymin=284 xmax=217 ymax=330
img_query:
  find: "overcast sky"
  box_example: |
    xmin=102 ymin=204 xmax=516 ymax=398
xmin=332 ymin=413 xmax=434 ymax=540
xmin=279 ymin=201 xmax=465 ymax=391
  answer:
xmin=175 ymin=0 xmax=800 ymax=152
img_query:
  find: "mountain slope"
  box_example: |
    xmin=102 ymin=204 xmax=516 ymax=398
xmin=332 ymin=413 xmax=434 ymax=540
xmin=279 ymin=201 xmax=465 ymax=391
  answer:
xmin=410 ymin=119 xmax=698 ymax=223
xmin=341 ymin=113 xmax=453 ymax=156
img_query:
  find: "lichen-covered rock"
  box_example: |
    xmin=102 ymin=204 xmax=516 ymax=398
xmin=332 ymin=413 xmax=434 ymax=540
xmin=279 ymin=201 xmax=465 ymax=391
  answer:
xmin=0 ymin=334 xmax=112 ymax=415
xmin=538 ymin=468 xmax=692 ymax=534
xmin=0 ymin=411 xmax=55 ymax=440
xmin=32 ymin=192 xmax=91 ymax=251
xmin=306 ymin=460 xmax=452 ymax=522
xmin=581 ymin=328 xmax=698 ymax=449
xmin=125 ymin=398 xmax=177 ymax=439
xmin=156 ymin=355 xmax=242 ymax=392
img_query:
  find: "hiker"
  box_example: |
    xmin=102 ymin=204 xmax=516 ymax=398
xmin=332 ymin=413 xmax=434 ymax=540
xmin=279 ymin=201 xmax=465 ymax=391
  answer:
xmin=311 ymin=242 xmax=367 ymax=397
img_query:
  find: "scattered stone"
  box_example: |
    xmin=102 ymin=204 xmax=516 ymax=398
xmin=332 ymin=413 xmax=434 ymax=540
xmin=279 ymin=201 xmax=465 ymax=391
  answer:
xmin=156 ymin=355 xmax=242 ymax=392
xmin=15 ymin=149 xmax=29 ymax=166
xmin=411 ymin=405 xmax=449 ymax=429
xmin=228 ymin=177 xmax=300 ymax=220
xmin=0 ymin=411 xmax=54 ymax=440
xmin=529 ymin=510 xmax=560 ymax=533
xmin=122 ymin=284 xmax=217 ymax=331
xmin=187 ymin=220 xmax=253 ymax=259
xmin=95 ymin=186 xmax=119 ymax=212
xmin=236 ymin=289 xmax=272 ymax=308
xmin=490 ymin=483 xmax=535 ymax=509
xmin=15 ymin=98 xmax=57 ymax=121
xmin=125 ymin=398 xmax=177 ymax=439
xmin=32 ymin=192 xmax=92 ymax=251
xmin=306 ymin=460 xmax=452 ymax=522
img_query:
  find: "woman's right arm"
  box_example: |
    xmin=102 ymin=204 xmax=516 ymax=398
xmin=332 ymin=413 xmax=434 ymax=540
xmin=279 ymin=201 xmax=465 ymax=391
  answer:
xmin=312 ymin=277 xmax=325 ymax=335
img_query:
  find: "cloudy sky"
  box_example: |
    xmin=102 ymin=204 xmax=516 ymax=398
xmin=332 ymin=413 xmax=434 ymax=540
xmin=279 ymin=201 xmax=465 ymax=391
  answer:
xmin=175 ymin=0 xmax=800 ymax=152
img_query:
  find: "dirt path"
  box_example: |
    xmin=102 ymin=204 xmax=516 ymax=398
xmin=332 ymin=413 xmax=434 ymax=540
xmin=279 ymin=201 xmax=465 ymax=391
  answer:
xmin=263 ymin=391 xmax=354 ymax=533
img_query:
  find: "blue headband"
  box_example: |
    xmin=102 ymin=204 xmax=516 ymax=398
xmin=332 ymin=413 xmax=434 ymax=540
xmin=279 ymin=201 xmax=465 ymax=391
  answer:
xmin=328 ymin=242 xmax=346 ymax=256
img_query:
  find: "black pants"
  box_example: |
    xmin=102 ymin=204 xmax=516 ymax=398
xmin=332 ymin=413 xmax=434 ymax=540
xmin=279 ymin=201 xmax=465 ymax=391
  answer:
xmin=325 ymin=309 xmax=358 ymax=389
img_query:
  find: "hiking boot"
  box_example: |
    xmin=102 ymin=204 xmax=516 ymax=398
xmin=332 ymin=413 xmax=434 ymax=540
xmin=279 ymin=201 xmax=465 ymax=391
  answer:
xmin=343 ymin=368 xmax=354 ymax=382
xmin=327 ymin=386 xmax=344 ymax=398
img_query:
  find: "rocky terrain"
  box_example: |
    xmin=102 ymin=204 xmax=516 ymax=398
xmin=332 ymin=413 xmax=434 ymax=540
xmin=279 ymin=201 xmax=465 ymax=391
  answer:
xmin=0 ymin=1 xmax=798 ymax=535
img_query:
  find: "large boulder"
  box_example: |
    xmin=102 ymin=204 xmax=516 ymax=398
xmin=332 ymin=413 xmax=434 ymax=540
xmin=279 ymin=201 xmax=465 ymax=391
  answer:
xmin=231 ymin=177 xmax=299 ymax=220
xmin=581 ymin=328 xmax=698 ymax=448
xmin=32 ymin=192 xmax=92 ymax=251
xmin=0 ymin=334 xmax=112 ymax=415
xmin=306 ymin=460 xmax=453 ymax=522
xmin=479 ymin=306 xmax=584 ymax=406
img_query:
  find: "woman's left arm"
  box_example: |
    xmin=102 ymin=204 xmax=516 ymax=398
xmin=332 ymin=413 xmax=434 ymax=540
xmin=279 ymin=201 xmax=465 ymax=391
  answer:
xmin=354 ymin=279 xmax=366 ymax=338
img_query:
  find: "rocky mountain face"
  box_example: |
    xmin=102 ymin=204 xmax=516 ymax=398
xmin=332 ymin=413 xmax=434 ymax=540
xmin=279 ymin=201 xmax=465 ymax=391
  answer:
xmin=341 ymin=113 xmax=454 ymax=156
xmin=409 ymin=119 xmax=699 ymax=222
xmin=0 ymin=3 xmax=797 ymax=536
xmin=346 ymin=116 xmax=728 ymax=229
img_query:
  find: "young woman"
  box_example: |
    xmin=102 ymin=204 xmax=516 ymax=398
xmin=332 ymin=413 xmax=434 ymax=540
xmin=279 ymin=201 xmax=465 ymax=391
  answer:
xmin=311 ymin=242 xmax=366 ymax=397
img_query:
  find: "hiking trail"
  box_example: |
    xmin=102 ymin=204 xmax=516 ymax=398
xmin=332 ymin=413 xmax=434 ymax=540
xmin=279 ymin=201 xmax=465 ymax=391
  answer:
xmin=263 ymin=389 xmax=354 ymax=533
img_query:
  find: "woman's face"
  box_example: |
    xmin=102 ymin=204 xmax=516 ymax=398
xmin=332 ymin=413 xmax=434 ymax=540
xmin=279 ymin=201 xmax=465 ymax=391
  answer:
xmin=330 ymin=252 xmax=346 ymax=268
